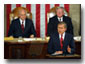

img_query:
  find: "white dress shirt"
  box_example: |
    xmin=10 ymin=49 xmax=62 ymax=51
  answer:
xmin=59 ymin=32 xmax=65 ymax=40
xmin=19 ymin=19 xmax=25 ymax=27
xmin=58 ymin=17 xmax=63 ymax=22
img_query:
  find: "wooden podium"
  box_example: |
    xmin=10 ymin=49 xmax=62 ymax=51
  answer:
xmin=4 ymin=37 xmax=81 ymax=59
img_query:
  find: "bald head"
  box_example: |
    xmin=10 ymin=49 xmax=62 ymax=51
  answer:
xmin=18 ymin=9 xmax=27 ymax=21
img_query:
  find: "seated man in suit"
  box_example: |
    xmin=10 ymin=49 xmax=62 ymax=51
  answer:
xmin=8 ymin=8 xmax=36 ymax=38
xmin=47 ymin=22 xmax=75 ymax=55
xmin=47 ymin=7 xmax=73 ymax=36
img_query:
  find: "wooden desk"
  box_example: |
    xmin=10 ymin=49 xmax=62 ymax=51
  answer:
xmin=4 ymin=38 xmax=81 ymax=59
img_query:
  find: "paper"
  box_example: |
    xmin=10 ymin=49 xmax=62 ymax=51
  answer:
xmin=51 ymin=52 xmax=62 ymax=56
xmin=74 ymin=36 xmax=81 ymax=41
xmin=4 ymin=37 xmax=14 ymax=41
xmin=23 ymin=38 xmax=36 ymax=41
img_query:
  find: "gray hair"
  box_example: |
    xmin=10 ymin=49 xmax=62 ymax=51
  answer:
xmin=57 ymin=22 xmax=67 ymax=28
xmin=56 ymin=7 xmax=65 ymax=12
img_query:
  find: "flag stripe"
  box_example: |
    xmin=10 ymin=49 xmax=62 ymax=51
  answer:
xmin=26 ymin=4 xmax=31 ymax=12
xmin=11 ymin=4 xmax=16 ymax=11
xmin=55 ymin=4 xmax=59 ymax=7
xmin=36 ymin=4 xmax=40 ymax=37
xmin=21 ymin=4 xmax=26 ymax=7
xmin=10 ymin=4 xmax=16 ymax=23
xmin=31 ymin=4 xmax=36 ymax=28
xmin=6 ymin=4 xmax=11 ymax=36
xmin=60 ymin=4 xmax=64 ymax=7
xmin=40 ymin=4 xmax=45 ymax=37
xmin=50 ymin=4 xmax=54 ymax=9
xmin=45 ymin=4 xmax=50 ymax=36
xmin=64 ymin=4 xmax=69 ymax=13
xmin=16 ymin=4 xmax=21 ymax=7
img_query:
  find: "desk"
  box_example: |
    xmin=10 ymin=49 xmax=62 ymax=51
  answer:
xmin=4 ymin=38 xmax=81 ymax=59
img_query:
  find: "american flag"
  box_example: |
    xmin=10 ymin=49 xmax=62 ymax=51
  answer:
xmin=5 ymin=4 xmax=69 ymax=37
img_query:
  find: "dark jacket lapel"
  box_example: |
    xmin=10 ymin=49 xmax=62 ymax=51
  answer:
xmin=63 ymin=33 xmax=68 ymax=47
xmin=54 ymin=33 xmax=61 ymax=50
xmin=24 ymin=19 xmax=28 ymax=33
xmin=63 ymin=15 xmax=67 ymax=22
xmin=56 ymin=15 xmax=59 ymax=22
xmin=17 ymin=18 xmax=23 ymax=33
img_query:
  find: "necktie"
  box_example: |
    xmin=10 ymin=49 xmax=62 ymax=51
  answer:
xmin=60 ymin=18 xmax=61 ymax=22
xmin=21 ymin=21 xmax=24 ymax=32
xmin=60 ymin=34 xmax=63 ymax=49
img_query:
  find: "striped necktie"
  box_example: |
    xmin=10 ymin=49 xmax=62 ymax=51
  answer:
xmin=21 ymin=21 xmax=24 ymax=32
xmin=60 ymin=34 xmax=63 ymax=49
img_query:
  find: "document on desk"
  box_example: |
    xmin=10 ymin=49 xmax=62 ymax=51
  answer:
xmin=74 ymin=36 xmax=81 ymax=41
xmin=51 ymin=52 xmax=62 ymax=56
xmin=24 ymin=38 xmax=45 ymax=41
xmin=24 ymin=38 xmax=36 ymax=41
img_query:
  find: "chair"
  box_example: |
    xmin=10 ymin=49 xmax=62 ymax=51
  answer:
xmin=9 ymin=7 xmax=32 ymax=23
xmin=47 ymin=6 xmax=68 ymax=23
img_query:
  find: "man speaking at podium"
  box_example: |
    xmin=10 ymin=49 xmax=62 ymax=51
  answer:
xmin=47 ymin=22 xmax=75 ymax=55
xmin=8 ymin=8 xmax=36 ymax=38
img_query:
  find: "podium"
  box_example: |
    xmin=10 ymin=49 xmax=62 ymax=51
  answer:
xmin=4 ymin=37 xmax=81 ymax=59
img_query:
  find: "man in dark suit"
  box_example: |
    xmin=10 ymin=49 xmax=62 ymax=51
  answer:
xmin=47 ymin=7 xmax=73 ymax=36
xmin=47 ymin=22 xmax=75 ymax=55
xmin=8 ymin=8 xmax=36 ymax=38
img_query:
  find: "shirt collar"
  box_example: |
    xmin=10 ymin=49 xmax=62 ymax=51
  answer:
xmin=59 ymin=32 xmax=65 ymax=39
xmin=19 ymin=18 xmax=25 ymax=24
xmin=58 ymin=16 xmax=63 ymax=21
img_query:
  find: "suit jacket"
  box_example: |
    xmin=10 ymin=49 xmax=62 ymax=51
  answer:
xmin=8 ymin=18 xmax=36 ymax=38
xmin=47 ymin=32 xmax=75 ymax=54
xmin=47 ymin=15 xmax=73 ymax=36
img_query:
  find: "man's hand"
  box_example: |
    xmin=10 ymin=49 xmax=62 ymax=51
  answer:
xmin=67 ymin=46 xmax=71 ymax=53
xmin=55 ymin=51 xmax=63 ymax=54
xmin=30 ymin=34 xmax=34 ymax=38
